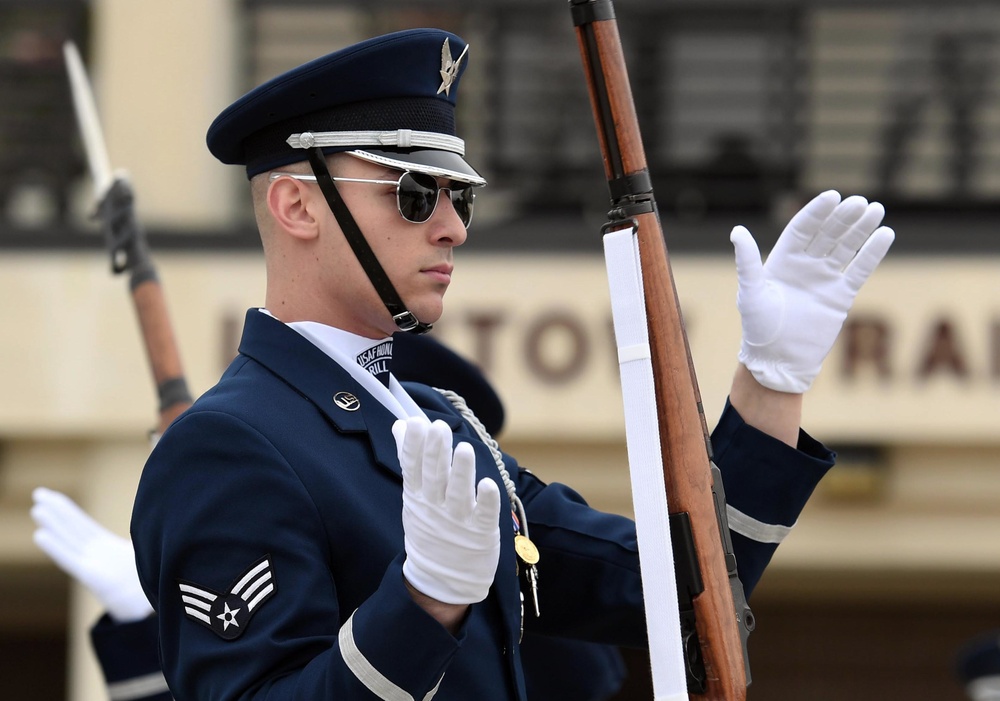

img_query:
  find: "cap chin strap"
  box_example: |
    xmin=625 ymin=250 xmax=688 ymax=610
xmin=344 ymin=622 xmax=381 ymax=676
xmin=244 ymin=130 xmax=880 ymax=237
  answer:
xmin=306 ymin=147 xmax=432 ymax=334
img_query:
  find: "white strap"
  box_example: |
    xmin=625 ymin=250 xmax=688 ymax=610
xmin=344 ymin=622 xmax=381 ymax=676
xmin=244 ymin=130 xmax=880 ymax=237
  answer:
xmin=604 ymin=226 xmax=688 ymax=701
xmin=286 ymin=129 xmax=466 ymax=154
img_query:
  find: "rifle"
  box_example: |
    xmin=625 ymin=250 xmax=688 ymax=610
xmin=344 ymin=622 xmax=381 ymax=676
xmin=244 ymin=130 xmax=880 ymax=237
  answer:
xmin=568 ymin=2 xmax=753 ymax=699
xmin=63 ymin=41 xmax=193 ymax=437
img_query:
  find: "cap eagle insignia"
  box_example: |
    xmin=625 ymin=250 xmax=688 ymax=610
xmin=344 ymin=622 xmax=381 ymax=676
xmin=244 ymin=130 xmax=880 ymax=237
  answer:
xmin=177 ymin=555 xmax=277 ymax=640
xmin=437 ymin=38 xmax=469 ymax=96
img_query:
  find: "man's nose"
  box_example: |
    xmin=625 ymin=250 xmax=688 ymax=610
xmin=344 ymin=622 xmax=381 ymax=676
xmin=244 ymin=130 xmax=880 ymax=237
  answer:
xmin=430 ymin=190 xmax=469 ymax=245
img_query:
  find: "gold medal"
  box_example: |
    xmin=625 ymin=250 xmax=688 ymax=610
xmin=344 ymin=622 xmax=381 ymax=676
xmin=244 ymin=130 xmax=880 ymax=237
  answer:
xmin=514 ymin=534 xmax=540 ymax=565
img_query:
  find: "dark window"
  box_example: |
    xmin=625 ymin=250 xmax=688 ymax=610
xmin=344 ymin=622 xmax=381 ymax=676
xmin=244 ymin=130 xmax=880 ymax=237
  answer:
xmin=238 ymin=1 xmax=1000 ymax=253
xmin=4 ymin=0 xmax=1000 ymax=253
xmin=0 ymin=1 xmax=88 ymax=231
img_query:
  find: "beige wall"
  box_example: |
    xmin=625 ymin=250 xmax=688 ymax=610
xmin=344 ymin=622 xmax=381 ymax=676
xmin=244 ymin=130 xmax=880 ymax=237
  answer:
xmin=2 ymin=253 xmax=996 ymax=441
xmin=91 ymin=0 xmax=241 ymax=229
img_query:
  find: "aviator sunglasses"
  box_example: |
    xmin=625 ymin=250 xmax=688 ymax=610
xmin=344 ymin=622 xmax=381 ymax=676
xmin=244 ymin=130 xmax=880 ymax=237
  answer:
xmin=269 ymin=170 xmax=475 ymax=228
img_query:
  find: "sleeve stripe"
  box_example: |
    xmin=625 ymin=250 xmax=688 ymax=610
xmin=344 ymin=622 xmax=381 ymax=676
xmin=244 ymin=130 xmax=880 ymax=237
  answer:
xmin=966 ymin=675 xmax=1000 ymax=700
xmin=107 ymin=671 xmax=171 ymax=700
xmin=338 ymin=611 xmax=416 ymax=701
xmin=337 ymin=612 xmax=444 ymax=700
xmin=727 ymin=504 xmax=794 ymax=544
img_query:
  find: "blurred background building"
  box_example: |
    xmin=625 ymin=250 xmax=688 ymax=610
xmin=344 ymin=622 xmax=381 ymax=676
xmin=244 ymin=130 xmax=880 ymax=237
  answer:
xmin=0 ymin=0 xmax=999 ymax=699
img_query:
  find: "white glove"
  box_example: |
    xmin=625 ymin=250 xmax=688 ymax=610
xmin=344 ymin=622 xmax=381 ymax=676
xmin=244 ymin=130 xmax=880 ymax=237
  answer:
xmin=731 ymin=190 xmax=895 ymax=393
xmin=31 ymin=487 xmax=153 ymax=623
xmin=393 ymin=417 xmax=501 ymax=605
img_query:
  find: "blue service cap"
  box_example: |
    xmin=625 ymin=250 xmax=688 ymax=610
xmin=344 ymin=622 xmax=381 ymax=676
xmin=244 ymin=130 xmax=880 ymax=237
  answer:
xmin=206 ymin=28 xmax=485 ymax=185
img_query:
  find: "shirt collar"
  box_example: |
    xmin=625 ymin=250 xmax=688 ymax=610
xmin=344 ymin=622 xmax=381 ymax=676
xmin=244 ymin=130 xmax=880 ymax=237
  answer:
xmin=258 ymin=309 xmax=423 ymax=420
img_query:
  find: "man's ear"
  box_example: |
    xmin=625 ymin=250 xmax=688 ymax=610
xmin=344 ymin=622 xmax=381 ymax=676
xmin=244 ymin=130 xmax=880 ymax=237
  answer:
xmin=267 ymin=177 xmax=321 ymax=242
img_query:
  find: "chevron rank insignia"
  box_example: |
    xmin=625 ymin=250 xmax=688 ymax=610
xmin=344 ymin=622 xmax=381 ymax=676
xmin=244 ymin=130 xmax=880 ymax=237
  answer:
xmin=178 ymin=555 xmax=277 ymax=640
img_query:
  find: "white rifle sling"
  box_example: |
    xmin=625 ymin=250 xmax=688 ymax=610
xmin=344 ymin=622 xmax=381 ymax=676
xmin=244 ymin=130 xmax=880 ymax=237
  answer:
xmin=604 ymin=226 xmax=688 ymax=701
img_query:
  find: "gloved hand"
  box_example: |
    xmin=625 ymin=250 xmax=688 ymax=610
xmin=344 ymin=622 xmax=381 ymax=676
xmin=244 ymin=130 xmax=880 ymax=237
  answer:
xmin=31 ymin=487 xmax=153 ymax=623
xmin=731 ymin=190 xmax=895 ymax=393
xmin=393 ymin=416 xmax=501 ymax=605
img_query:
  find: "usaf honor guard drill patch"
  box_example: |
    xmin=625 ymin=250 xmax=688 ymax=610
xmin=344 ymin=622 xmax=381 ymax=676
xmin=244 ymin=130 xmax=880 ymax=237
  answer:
xmin=357 ymin=339 xmax=393 ymax=387
xmin=178 ymin=555 xmax=277 ymax=640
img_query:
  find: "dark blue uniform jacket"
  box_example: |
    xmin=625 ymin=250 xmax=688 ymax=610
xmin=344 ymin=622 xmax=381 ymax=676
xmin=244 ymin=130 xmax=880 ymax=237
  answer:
xmin=131 ymin=309 xmax=832 ymax=701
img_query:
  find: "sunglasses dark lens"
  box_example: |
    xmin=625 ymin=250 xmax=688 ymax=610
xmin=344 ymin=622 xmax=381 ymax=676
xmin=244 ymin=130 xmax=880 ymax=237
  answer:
xmin=450 ymin=186 xmax=474 ymax=227
xmin=398 ymin=172 xmax=475 ymax=227
xmin=398 ymin=172 xmax=439 ymax=224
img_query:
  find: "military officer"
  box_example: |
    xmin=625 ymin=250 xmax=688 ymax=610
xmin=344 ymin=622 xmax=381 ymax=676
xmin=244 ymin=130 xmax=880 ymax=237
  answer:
xmin=130 ymin=27 xmax=893 ymax=700
xmin=32 ymin=332 xmax=626 ymax=701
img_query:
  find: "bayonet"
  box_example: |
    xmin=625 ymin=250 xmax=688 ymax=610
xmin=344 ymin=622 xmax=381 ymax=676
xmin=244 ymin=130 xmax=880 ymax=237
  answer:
xmin=62 ymin=41 xmax=193 ymax=434
xmin=63 ymin=41 xmax=114 ymax=201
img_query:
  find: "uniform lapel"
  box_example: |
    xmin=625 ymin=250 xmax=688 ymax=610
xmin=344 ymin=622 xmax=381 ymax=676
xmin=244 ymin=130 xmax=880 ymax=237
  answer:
xmin=240 ymin=313 xmax=525 ymax=647
xmin=235 ymin=310 xmax=402 ymax=476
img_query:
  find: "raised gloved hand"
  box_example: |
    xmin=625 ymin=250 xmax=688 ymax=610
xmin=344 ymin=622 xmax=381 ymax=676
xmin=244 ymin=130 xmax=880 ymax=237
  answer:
xmin=730 ymin=190 xmax=895 ymax=393
xmin=31 ymin=487 xmax=153 ymax=623
xmin=393 ymin=416 xmax=501 ymax=605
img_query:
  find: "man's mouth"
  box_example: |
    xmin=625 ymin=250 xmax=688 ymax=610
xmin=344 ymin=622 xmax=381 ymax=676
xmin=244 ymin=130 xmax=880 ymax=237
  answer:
xmin=422 ymin=264 xmax=453 ymax=283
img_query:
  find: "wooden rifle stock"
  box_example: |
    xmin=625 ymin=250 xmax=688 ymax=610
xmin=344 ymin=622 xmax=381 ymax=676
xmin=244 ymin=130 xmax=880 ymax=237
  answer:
xmin=569 ymin=2 xmax=751 ymax=698
xmin=99 ymin=178 xmax=194 ymax=436
xmin=131 ymin=269 xmax=192 ymax=435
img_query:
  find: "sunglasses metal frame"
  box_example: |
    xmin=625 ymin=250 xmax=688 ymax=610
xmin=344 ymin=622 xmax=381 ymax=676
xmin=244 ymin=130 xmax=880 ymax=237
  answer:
xmin=268 ymin=170 xmax=475 ymax=228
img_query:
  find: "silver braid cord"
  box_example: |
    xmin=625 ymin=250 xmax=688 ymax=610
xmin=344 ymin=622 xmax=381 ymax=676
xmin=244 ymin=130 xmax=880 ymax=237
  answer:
xmin=433 ymin=387 xmax=530 ymax=539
